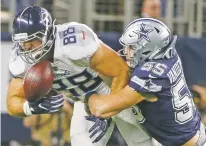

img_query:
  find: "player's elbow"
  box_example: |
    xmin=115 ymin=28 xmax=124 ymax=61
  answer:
xmin=7 ymin=106 xmax=24 ymax=118
xmin=7 ymin=104 xmax=17 ymax=117
xmin=7 ymin=109 xmax=21 ymax=118
xmin=7 ymin=101 xmax=16 ymax=117
xmin=7 ymin=97 xmax=25 ymax=118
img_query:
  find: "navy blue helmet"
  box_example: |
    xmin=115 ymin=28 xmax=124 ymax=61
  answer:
xmin=12 ymin=6 xmax=55 ymax=64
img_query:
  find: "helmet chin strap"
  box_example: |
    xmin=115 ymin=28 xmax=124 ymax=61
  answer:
xmin=117 ymin=49 xmax=126 ymax=57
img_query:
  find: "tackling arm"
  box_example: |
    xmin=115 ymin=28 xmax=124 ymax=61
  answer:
xmin=7 ymin=78 xmax=27 ymax=118
xmin=88 ymin=85 xmax=145 ymax=118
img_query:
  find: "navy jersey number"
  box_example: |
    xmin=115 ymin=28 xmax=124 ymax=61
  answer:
xmin=61 ymin=27 xmax=77 ymax=45
xmin=53 ymin=69 xmax=103 ymax=97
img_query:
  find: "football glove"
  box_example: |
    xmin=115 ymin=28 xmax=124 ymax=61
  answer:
xmin=85 ymin=115 xmax=112 ymax=143
xmin=23 ymin=91 xmax=64 ymax=116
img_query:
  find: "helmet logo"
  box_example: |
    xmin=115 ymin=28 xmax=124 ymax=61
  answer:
xmin=133 ymin=23 xmax=153 ymax=42
xmin=41 ymin=9 xmax=52 ymax=27
xmin=14 ymin=33 xmax=28 ymax=40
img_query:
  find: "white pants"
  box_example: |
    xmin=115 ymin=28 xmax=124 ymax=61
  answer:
xmin=70 ymin=101 xmax=154 ymax=146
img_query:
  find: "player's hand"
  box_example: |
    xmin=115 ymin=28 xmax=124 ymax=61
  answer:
xmin=85 ymin=115 xmax=112 ymax=143
xmin=23 ymin=93 xmax=64 ymax=116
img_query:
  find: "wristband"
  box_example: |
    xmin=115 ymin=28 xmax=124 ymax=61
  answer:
xmin=23 ymin=101 xmax=32 ymax=116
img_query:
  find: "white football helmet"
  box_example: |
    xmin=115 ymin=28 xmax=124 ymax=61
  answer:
xmin=119 ymin=18 xmax=176 ymax=68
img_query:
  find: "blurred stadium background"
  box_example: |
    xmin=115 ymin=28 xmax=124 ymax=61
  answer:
xmin=1 ymin=0 xmax=206 ymax=146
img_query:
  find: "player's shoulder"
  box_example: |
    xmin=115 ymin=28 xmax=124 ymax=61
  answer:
xmin=132 ymin=54 xmax=180 ymax=79
xmin=132 ymin=61 xmax=168 ymax=79
xmin=9 ymin=44 xmax=31 ymax=78
xmin=129 ymin=58 xmax=174 ymax=93
xmin=129 ymin=53 xmax=182 ymax=93
xmin=55 ymin=22 xmax=100 ymax=60
xmin=56 ymin=22 xmax=93 ymax=31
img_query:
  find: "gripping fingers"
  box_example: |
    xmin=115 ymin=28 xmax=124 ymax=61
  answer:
xmin=92 ymin=131 xmax=106 ymax=143
xmin=51 ymin=99 xmax=64 ymax=108
xmin=49 ymin=108 xmax=62 ymax=113
xmin=90 ymin=127 xmax=101 ymax=138
xmin=49 ymin=104 xmax=63 ymax=113
xmin=50 ymin=96 xmax=64 ymax=112
xmin=51 ymin=95 xmax=64 ymax=103
xmin=51 ymin=97 xmax=64 ymax=105
xmin=51 ymin=101 xmax=64 ymax=108
xmin=89 ymin=120 xmax=100 ymax=133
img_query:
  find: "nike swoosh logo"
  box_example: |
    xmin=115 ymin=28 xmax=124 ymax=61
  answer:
xmin=39 ymin=104 xmax=48 ymax=110
xmin=148 ymin=74 xmax=157 ymax=79
xmin=82 ymin=31 xmax=85 ymax=40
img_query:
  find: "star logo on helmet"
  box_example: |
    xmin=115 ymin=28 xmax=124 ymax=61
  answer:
xmin=133 ymin=23 xmax=153 ymax=42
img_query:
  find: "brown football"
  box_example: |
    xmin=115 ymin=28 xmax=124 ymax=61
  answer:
xmin=23 ymin=60 xmax=54 ymax=102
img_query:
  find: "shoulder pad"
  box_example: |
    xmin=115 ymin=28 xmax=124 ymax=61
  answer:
xmin=137 ymin=61 xmax=169 ymax=79
xmin=56 ymin=22 xmax=99 ymax=60
xmin=129 ymin=61 xmax=168 ymax=93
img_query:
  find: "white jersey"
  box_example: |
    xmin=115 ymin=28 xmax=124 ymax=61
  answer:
xmin=9 ymin=22 xmax=154 ymax=146
xmin=9 ymin=22 xmax=111 ymax=101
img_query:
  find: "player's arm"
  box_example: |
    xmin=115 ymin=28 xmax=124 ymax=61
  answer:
xmin=7 ymin=78 xmax=26 ymax=117
xmin=90 ymin=40 xmax=130 ymax=93
xmin=7 ymin=77 xmax=64 ymax=118
xmin=88 ymin=41 xmax=130 ymax=116
xmin=7 ymin=47 xmax=64 ymax=118
xmin=87 ymin=85 xmax=146 ymax=118
xmin=62 ymin=24 xmax=129 ymax=93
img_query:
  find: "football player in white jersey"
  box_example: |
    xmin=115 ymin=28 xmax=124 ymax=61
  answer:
xmin=7 ymin=6 xmax=153 ymax=146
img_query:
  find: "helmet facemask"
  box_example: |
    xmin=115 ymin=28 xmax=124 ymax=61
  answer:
xmin=13 ymin=27 xmax=55 ymax=64
xmin=119 ymin=36 xmax=154 ymax=68
xmin=118 ymin=42 xmax=139 ymax=68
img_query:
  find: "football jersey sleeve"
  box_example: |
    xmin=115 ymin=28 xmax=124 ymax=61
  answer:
xmin=9 ymin=44 xmax=31 ymax=78
xmin=129 ymin=73 xmax=163 ymax=93
xmin=129 ymin=62 xmax=170 ymax=94
xmin=57 ymin=22 xmax=99 ymax=61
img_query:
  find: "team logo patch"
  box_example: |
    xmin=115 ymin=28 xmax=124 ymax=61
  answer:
xmin=131 ymin=76 xmax=162 ymax=92
xmin=132 ymin=23 xmax=153 ymax=42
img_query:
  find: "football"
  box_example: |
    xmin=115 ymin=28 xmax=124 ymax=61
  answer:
xmin=23 ymin=60 xmax=54 ymax=102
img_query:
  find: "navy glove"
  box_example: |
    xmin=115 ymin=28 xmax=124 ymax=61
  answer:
xmin=85 ymin=115 xmax=112 ymax=143
xmin=23 ymin=90 xmax=64 ymax=116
